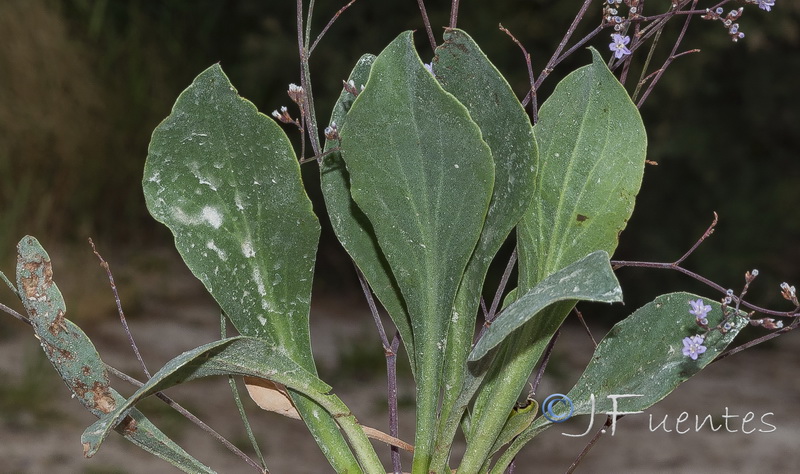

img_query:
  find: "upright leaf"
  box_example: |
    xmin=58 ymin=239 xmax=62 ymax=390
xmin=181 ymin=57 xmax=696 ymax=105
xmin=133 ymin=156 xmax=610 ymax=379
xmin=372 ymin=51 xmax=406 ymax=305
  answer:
xmin=320 ymin=54 xmax=417 ymax=373
xmin=492 ymin=292 xmax=748 ymax=472
xmin=142 ymin=65 xmax=359 ymax=472
xmin=429 ymin=29 xmax=538 ymax=467
xmin=518 ymin=47 xmax=647 ymax=286
xmin=338 ymin=31 xmax=495 ymax=471
xmin=461 ymin=48 xmax=647 ymax=471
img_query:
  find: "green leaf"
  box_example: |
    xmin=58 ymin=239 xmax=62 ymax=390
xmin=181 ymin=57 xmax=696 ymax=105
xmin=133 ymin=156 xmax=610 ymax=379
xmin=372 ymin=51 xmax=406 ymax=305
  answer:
xmin=429 ymin=29 xmax=538 ymax=468
xmin=320 ymin=54 xmax=417 ymax=373
xmin=142 ymin=64 xmax=360 ymax=473
xmin=461 ymin=48 xmax=647 ymax=472
xmin=492 ymin=292 xmax=749 ymax=472
xmin=80 ymin=337 xmax=384 ymax=473
xmin=142 ymin=64 xmax=318 ymax=355
xmin=15 ymin=236 xmax=213 ymax=473
xmin=470 ymin=251 xmax=621 ymax=361
xmin=518 ymin=47 xmax=647 ymax=286
xmin=338 ymin=31 xmax=495 ymax=472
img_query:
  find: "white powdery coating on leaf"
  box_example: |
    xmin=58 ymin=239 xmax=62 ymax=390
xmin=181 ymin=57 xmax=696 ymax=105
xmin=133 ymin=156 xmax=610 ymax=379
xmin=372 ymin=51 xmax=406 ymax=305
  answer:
xmin=202 ymin=206 xmax=223 ymax=229
xmin=257 ymin=315 xmax=267 ymax=326
xmin=242 ymin=239 xmax=256 ymax=258
xmin=206 ymin=240 xmax=227 ymax=261
xmin=252 ymin=267 xmax=267 ymax=297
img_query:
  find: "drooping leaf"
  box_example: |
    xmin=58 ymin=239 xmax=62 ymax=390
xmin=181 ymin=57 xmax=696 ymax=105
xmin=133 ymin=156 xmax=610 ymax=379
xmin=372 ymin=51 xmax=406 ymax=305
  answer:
xmin=319 ymin=54 xmax=417 ymax=374
xmin=14 ymin=236 xmax=213 ymax=473
xmin=142 ymin=64 xmax=359 ymax=472
xmin=338 ymin=31 xmax=495 ymax=471
xmin=461 ymin=48 xmax=647 ymax=471
xmin=492 ymin=292 xmax=749 ymax=472
xmin=80 ymin=336 xmax=384 ymax=472
xmin=469 ymin=251 xmax=621 ymax=361
xmin=429 ymin=29 xmax=538 ymax=468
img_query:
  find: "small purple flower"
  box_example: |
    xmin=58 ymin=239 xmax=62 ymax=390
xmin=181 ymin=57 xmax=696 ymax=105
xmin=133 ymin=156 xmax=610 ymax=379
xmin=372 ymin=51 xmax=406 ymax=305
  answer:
xmin=609 ymin=34 xmax=631 ymax=59
xmin=758 ymin=0 xmax=775 ymax=12
xmin=682 ymin=335 xmax=707 ymax=360
xmin=689 ymin=298 xmax=712 ymax=321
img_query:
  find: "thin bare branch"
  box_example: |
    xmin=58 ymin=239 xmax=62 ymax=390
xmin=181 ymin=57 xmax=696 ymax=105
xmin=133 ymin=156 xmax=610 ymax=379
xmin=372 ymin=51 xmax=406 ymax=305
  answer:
xmin=531 ymin=330 xmax=560 ymax=395
xmin=417 ymin=0 xmax=437 ymax=52
xmin=566 ymin=416 xmax=616 ymax=473
xmin=573 ymin=307 xmax=597 ymax=348
xmin=0 ymin=301 xmax=29 ymax=326
xmin=309 ymin=0 xmax=359 ymax=54
xmin=449 ymin=0 xmax=460 ymax=29
xmin=499 ymin=24 xmax=538 ymax=123
xmin=89 ymin=238 xmax=151 ymax=379
xmin=106 ymin=365 xmax=264 ymax=472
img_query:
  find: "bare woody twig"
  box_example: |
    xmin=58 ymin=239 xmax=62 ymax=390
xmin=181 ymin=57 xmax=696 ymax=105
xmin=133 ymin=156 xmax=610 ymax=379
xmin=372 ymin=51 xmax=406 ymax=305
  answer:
xmin=499 ymin=24 xmax=539 ymax=123
xmin=309 ymin=0 xmax=359 ymax=54
xmin=417 ymin=0 xmax=437 ymax=52
xmin=89 ymin=238 xmax=151 ymax=379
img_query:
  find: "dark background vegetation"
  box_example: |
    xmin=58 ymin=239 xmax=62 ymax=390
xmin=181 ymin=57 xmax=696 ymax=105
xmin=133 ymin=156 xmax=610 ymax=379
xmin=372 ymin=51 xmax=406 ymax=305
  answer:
xmin=1 ymin=0 xmax=798 ymax=321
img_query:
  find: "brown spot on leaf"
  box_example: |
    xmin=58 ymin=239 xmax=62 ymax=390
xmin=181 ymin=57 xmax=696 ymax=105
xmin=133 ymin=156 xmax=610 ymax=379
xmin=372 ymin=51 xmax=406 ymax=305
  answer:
xmin=118 ymin=415 xmax=138 ymax=435
xmin=576 ymin=214 xmax=588 ymax=222
xmin=91 ymin=382 xmax=117 ymax=413
xmin=49 ymin=310 xmax=68 ymax=336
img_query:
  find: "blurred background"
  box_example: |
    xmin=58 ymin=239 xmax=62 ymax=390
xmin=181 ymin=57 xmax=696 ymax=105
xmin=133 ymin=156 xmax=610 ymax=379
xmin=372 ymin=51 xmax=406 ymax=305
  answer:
xmin=0 ymin=0 xmax=798 ymax=472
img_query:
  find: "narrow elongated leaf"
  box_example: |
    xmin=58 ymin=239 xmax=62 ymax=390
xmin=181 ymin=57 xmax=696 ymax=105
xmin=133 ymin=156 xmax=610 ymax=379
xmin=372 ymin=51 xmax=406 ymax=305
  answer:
xmin=319 ymin=54 xmax=417 ymax=373
xmin=14 ymin=236 xmax=213 ymax=473
xmin=429 ymin=30 xmax=538 ymax=468
xmin=492 ymin=292 xmax=749 ymax=472
xmin=338 ymin=31 xmax=495 ymax=471
xmin=461 ymin=48 xmax=647 ymax=472
xmin=142 ymin=65 xmax=359 ymax=472
xmin=470 ymin=251 xmax=621 ymax=361
xmin=80 ymin=337 xmax=383 ymax=473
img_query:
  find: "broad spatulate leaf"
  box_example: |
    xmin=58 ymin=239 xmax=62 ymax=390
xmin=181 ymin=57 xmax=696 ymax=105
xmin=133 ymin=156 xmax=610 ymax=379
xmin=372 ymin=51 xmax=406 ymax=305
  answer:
xmin=142 ymin=64 xmax=359 ymax=472
xmin=338 ymin=31 xmax=495 ymax=471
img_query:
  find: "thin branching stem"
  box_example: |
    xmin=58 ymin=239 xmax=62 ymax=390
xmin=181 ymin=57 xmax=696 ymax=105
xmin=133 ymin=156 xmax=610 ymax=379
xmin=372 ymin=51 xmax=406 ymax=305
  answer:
xmin=534 ymin=0 xmax=594 ymax=91
xmin=417 ymin=0 xmax=437 ymax=52
xmin=637 ymin=0 xmax=699 ymax=107
xmin=612 ymin=213 xmax=798 ymax=319
xmin=355 ymin=266 xmax=404 ymax=470
xmin=717 ymin=317 xmax=800 ymax=362
xmin=221 ymin=315 xmax=268 ymax=472
xmin=573 ymin=307 xmax=598 ymax=348
xmin=449 ymin=0 xmax=460 ymax=28
xmin=106 ymin=365 xmax=264 ymax=472
xmin=499 ymin=24 xmax=538 ymax=123
xmin=296 ymin=0 xmax=322 ymax=157
xmin=89 ymin=238 xmax=151 ymax=379
xmin=530 ymin=330 xmax=560 ymax=395
xmin=356 ymin=267 xmax=392 ymax=349
xmin=0 ymin=301 xmax=28 ymax=326
xmin=566 ymin=415 xmax=616 ymax=473
xmin=388 ymin=334 xmax=402 ymax=473
xmin=309 ymin=0 xmax=359 ymax=54
xmin=488 ymin=247 xmax=517 ymax=323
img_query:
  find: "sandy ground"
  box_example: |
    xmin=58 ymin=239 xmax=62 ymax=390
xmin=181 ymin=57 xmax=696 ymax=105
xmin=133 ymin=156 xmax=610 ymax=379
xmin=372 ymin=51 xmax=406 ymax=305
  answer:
xmin=1 ymin=246 xmax=799 ymax=473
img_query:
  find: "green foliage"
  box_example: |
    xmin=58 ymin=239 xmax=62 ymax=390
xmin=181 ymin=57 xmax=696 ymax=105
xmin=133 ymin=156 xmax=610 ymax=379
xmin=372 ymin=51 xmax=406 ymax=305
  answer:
xmin=493 ymin=292 xmax=749 ymax=472
xmin=1 ymin=13 xmax=775 ymax=473
xmin=13 ymin=236 xmax=214 ymax=473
